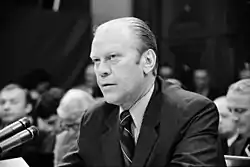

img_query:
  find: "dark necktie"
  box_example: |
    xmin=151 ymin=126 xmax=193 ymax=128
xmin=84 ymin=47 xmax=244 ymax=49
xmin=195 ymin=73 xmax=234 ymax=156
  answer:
xmin=120 ymin=110 xmax=135 ymax=167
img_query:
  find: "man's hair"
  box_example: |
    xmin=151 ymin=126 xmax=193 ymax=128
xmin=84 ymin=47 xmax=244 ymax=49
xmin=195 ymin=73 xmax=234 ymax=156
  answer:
xmin=57 ymin=89 xmax=96 ymax=120
xmin=35 ymin=87 xmax=65 ymax=119
xmin=1 ymin=84 xmax=32 ymax=105
xmin=94 ymin=17 xmax=158 ymax=75
xmin=228 ymin=79 xmax=250 ymax=96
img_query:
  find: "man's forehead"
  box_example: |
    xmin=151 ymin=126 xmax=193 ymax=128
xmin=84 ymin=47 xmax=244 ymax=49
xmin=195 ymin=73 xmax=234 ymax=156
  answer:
xmin=96 ymin=19 xmax=131 ymax=33
xmin=91 ymin=25 xmax=139 ymax=58
xmin=94 ymin=21 xmax=135 ymax=43
xmin=215 ymin=103 xmax=229 ymax=114
xmin=0 ymin=88 xmax=26 ymax=99
xmin=215 ymin=100 xmax=227 ymax=108
xmin=227 ymin=92 xmax=250 ymax=107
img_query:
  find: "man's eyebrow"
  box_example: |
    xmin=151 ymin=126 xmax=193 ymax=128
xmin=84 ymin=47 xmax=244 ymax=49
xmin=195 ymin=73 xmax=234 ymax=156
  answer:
xmin=90 ymin=55 xmax=100 ymax=59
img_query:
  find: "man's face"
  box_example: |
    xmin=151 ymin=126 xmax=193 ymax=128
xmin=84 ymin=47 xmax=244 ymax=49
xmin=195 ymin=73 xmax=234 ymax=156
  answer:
xmin=90 ymin=24 xmax=146 ymax=106
xmin=194 ymin=70 xmax=209 ymax=89
xmin=227 ymin=92 xmax=250 ymax=137
xmin=216 ymin=100 xmax=237 ymax=137
xmin=0 ymin=88 xmax=30 ymax=123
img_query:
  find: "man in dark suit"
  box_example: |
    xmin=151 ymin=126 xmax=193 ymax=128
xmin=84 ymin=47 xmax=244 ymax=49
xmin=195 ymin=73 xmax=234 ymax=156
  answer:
xmin=58 ymin=17 xmax=226 ymax=167
xmin=226 ymin=79 xmax=250 ymax=157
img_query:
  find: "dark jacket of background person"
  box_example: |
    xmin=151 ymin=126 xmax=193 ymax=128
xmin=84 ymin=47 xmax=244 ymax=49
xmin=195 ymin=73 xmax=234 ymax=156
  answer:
xmin=220 ymin=135 xmax=242 ymax=155
xmin=58 ymin=77 xmax=226 ymax=167
xmin=229 ymin=137 xmax=250 ymax=156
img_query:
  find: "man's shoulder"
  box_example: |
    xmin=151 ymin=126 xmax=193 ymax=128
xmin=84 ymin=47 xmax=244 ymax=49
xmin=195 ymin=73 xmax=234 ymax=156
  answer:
xmin=161 ymin=81 xmax=214 ymax=113
xmin=82 ymin=98 xmax=116 ymax=124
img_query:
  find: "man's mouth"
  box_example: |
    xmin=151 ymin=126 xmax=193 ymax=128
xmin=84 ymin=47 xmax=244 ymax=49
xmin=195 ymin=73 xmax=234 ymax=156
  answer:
xmin=102 ymin=83 xmax=116 ymax=87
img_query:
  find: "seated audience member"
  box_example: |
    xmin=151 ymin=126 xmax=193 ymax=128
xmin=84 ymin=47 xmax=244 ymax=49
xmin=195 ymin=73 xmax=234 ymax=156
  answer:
xmin=226 ymin=79 xmax=250 ymax=156
xmin=54 ymin=89 xmax=95 ymax=166
xmin=193 ymin=68 xmax=222 ymax=100
xmin=0 ymin=84 xmax=32 ymax=127
xmin=214 ymin=96 xmax=239 ymax=154
xmin=34 ymin=87 xmax=65 ymax=155
xmin=35 ymin=87 xmax=64 ymax=133
xmin=0 ymin=84 xmax=53 ymax=167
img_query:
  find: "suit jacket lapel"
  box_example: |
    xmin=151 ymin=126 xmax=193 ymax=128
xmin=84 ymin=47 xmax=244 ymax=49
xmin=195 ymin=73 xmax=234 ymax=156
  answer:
xmin=101 ymin=105 xmax=123 ymax=167
xmin=234 ymin=137 xmax=248 ymax=156
xmin=131 ymin=78 xmax=162 ymax=167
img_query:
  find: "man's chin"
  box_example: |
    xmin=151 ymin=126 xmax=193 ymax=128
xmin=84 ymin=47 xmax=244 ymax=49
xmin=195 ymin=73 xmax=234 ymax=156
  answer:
xmin=103 ymin=94 xmax=121 ymax=105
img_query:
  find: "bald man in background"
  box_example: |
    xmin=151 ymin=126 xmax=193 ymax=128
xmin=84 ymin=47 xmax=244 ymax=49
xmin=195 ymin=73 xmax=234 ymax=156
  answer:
xmin=54 ymin=89 xmax=95 ymax=166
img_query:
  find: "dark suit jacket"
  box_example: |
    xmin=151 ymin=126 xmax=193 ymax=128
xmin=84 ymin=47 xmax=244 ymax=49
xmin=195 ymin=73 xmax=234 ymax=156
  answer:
xmin=220 ymin=134 xmax=243 ymax=155
xmin=59 ymin=77 xmax=226 ymax=167
xmin=230 ymin=136 xmax=249 ymax=156
xmin=220 ymin=135 xmax=229 ymax=155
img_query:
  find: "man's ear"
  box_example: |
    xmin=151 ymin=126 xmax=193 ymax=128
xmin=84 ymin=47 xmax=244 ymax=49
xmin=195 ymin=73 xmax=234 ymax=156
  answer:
xmin=141 ymin=49 xmax=156 ymax=75
xmin=25 ymin=103 xmax=32 ymax=114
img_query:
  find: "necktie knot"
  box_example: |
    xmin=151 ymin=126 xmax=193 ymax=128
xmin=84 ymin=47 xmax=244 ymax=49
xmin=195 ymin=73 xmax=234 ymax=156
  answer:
xmin=120 ymin=110 xmax=133 ymax=129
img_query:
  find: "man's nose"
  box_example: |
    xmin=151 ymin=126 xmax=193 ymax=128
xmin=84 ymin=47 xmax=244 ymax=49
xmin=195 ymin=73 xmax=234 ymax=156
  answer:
xmin=3 ymin=103 xmax=10 ymax=111
xmin=232 ymin=113 xmax=239 ymax=122
xmin=96 ymin=61 xmax=111 ymax=78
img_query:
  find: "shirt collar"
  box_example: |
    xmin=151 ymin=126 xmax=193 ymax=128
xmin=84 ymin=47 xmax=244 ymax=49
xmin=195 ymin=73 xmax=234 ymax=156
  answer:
xmin=119 ymin=84 xmax=155 ymax=129
xmin=227 ymin=132 xmax=239 ymax=147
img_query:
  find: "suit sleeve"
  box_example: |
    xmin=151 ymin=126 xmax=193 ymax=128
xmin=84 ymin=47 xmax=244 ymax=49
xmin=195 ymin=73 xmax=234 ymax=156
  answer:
xmin=57 ymin=117 xmax=87 ymax=167
xmin=170 ymin=100 xmax=226 ymax=167
xmin=57 ymin=145 xmax=86 ymax=167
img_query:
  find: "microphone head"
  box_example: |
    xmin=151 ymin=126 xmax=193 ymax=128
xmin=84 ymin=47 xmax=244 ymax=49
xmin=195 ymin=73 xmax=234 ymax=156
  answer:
xmin=19 ymin=117 xmax=32 ymax=129
xmin=27 ymin=126 xmax=39 ymax=139
xmin=0 ymin=126 xmax=40 ymax=154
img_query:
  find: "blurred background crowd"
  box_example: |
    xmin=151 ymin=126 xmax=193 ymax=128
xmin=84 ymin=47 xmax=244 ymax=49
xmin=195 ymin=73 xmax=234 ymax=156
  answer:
xmin=0 ymin=0 xmax=250 ymax=166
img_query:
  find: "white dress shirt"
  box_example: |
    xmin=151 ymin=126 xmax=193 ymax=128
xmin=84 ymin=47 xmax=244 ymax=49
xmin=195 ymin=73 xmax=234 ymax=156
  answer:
xmin=227 ymin=133 xmax=238 ymax=147
xmin=119 ymin=84 xmax=155 ymax=144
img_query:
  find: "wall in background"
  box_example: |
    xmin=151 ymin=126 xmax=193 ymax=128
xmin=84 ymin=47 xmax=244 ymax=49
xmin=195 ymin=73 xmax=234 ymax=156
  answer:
xmin=91 ymin=0 xmax=132 ymax=26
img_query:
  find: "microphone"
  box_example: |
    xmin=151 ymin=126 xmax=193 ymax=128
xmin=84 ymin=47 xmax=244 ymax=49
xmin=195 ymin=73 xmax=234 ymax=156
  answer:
xmin=0 ymin=126 xmax=39 ymax=154
xmin=0 ymin=117 xmax=31 ymax=142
